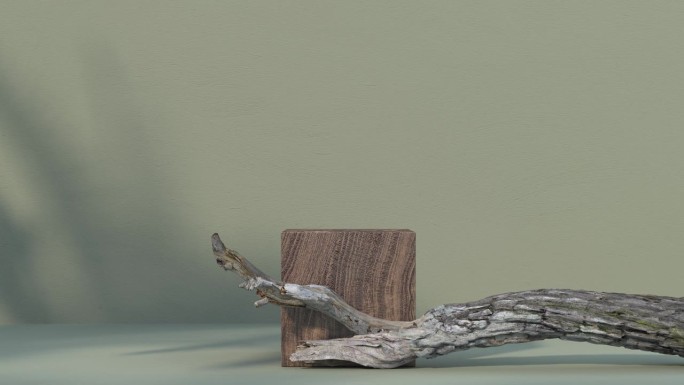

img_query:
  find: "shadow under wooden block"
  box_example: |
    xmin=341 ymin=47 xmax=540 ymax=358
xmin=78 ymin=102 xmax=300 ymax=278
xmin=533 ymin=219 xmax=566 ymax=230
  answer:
xmin=281 ymin=229 xmax=416 ymax=367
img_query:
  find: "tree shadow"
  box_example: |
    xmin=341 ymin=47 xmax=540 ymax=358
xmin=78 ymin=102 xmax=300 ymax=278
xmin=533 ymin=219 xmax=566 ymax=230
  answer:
xmin=0 ymin=66 xmax=77 ymax=322
xmin=0 ymin=41 xmax=222 ymax=322
xmin=0 ymin=200 xmax=47 ymax=322
xmin=125 ymin=331 xmax=279 ymax=355
xmin=204 ymin=352 xmax=282 ymax=369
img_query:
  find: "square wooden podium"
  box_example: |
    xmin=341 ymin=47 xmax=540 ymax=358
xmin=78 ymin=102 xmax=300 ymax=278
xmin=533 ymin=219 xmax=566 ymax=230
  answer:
xmin=280 ymin=229 xmax=416 ymax=367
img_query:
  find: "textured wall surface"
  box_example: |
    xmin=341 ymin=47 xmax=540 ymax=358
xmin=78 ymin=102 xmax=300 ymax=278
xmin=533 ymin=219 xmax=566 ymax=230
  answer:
xmin=1 ymin=1 xmax=683 ymax=323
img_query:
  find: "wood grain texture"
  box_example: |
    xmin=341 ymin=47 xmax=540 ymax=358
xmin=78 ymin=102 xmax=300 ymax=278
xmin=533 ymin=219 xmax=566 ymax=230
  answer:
xmin=281 ymin=229 xmax=416 ymax=367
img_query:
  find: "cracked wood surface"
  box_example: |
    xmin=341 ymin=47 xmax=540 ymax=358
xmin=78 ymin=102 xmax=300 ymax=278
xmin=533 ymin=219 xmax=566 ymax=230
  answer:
xmin=211 ymin=233 xmax=684 ymax=368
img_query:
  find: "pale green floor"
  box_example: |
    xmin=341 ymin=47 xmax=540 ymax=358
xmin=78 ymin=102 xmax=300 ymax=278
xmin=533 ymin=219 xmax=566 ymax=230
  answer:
xmin=0 ymin=324 xmax=682 ymax=385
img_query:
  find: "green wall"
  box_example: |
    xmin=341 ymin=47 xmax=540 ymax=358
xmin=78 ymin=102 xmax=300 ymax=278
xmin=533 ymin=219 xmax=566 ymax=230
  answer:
xmin=1 ymin=1 xmax=683 ymax=324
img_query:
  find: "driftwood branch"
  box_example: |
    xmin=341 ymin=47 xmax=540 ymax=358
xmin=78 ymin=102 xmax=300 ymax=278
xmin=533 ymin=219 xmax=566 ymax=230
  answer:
xmin=211 ymin=233 xmax=684 ymax=368
xmin=211 ymin=233 xmax=411 ymax=334
xmin=292 ymin=290 xmax=684 ymax=368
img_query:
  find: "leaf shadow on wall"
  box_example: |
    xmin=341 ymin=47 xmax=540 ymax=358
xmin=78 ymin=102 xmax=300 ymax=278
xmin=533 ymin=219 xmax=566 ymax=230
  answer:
xmin=0 ymin=45 xmax=232 ymax=322
xmin=0 ymin=201 xmax=45 ymax=322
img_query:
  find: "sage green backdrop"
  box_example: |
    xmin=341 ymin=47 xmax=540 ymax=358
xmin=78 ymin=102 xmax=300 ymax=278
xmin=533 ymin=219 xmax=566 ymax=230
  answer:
xmin=1 ymin=1 xmax=683 ymax=324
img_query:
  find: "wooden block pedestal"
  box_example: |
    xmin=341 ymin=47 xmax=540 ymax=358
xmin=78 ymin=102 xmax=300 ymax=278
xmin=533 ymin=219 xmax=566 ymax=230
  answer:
xmin=281 ymin=229 xmax=416 ymax=367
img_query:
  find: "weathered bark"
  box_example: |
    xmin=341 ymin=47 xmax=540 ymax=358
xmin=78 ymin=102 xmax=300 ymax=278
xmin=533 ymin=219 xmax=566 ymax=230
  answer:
xmin=211 ymin=233 xmax=684 ymax=368
xmin=292 ymin=290 xmax=684 ymax=368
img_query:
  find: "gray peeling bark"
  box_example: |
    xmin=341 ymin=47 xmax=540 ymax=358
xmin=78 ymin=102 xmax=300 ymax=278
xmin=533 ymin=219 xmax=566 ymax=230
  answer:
xmin=211 ymin=233 xmax=684 ymax=368
xmin=292 ymin=290 xmax=684 ymax=368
